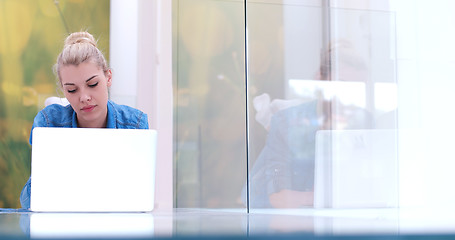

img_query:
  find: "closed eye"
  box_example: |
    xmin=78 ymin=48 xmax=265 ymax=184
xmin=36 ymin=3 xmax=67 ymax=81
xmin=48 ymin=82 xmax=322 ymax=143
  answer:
xmin=67 ymin=89 xmax=76 ymax=93
xmin=88 ymin=82 xmax=99 ymax=88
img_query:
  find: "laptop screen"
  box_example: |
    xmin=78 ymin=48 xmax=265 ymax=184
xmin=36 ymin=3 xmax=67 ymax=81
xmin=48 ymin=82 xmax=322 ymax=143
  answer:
xmin=30 ymin=127 xmax=157 ymax=212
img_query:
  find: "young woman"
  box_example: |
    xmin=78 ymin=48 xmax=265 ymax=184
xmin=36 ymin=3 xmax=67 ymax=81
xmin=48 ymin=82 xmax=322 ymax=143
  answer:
xmin=20 ymin=31 xmax=149 ymax=209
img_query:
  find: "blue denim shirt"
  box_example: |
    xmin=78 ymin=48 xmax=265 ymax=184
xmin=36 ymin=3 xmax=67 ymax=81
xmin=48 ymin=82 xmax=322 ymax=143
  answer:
xmin=245 ymin=100 xmax=320 ymax=208
xmin=20 ymin=100 xmax=149 ymax=209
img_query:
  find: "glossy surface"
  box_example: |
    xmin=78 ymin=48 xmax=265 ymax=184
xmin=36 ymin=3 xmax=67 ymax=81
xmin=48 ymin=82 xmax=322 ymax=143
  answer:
xmin=246 ymin=1 xmax=398 ymax=210
xmin=2 ymin=208 xmax=455 ymax=239
xmin=173 ymin=0 xmax=398 ymax=210
xmin=173 ymin=0 xmax=247 ymax=208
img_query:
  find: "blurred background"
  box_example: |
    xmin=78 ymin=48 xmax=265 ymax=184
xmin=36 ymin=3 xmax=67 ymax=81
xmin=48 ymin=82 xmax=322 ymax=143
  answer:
xmin=0 ymin=0 xmax=109 ymax=208
xmin=2 ymin=0 xmax=455 ymax=211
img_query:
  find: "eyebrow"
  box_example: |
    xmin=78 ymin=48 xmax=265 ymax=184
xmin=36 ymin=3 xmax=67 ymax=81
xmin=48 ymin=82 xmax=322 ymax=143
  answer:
xmin=63 ymin=75 xmax=98 ymax=86
xmin=85 ymin=75 xmax=98 ymax=82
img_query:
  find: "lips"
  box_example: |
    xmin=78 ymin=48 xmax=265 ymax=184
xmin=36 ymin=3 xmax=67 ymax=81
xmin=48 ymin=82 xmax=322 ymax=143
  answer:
xmin=81 ymin=105 xmax=96 ymax=112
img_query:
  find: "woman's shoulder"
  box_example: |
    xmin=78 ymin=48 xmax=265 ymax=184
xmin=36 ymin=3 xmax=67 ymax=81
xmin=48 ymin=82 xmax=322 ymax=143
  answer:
xmin=109 ymin=100 xmax=144 ymax=114
xmin=108 ymin=100 xmax=149 ymax=129
xmin=40 ymin=103 xmax=73 ymax=117
xmin=34 ymin=104 xmax=74 ymax=127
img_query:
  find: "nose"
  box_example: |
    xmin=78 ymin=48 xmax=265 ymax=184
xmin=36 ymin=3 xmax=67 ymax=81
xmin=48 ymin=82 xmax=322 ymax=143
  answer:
xmin=79 ymin=90 xmax=91 ymax=103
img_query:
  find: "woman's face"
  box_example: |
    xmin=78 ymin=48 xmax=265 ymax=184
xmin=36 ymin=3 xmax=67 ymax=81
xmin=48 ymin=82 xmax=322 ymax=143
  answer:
xmin=60 ymin=61 xmax=112 ymax=128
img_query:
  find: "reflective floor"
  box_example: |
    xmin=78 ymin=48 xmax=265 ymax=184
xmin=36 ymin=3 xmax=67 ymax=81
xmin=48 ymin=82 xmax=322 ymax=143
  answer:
xmin=1 ymin=208 xmax=455 ymax=239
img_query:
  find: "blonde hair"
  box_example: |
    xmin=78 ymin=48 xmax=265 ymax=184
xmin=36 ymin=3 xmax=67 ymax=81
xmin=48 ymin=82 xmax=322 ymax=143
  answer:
xmin=54 ymin=31 xmax=109 ymax=85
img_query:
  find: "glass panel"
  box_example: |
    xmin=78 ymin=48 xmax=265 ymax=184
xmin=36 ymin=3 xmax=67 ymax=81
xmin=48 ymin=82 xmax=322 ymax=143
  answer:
xmin=173 ymin=0 xmax=247 ymax=208
xmin=0 ymin=0 xmax=110 ymax=209
xmin=246 ymin=2 xmax=398 ymax=209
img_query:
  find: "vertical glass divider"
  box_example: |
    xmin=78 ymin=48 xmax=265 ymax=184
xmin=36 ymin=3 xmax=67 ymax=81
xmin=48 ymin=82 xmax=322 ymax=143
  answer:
xmin=244 ymin=0 xmax=250 ymax=213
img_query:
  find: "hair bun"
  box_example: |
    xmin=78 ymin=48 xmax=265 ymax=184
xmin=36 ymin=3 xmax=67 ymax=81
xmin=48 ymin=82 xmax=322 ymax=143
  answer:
xmin=55 ymin=31 xmax=109 ymax=82
xmin=64 ymin=31 xmax=97 ymax=47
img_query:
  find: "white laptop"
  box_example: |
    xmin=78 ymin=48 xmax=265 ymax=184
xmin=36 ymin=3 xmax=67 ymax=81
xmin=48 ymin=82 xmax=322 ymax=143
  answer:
xmin=30 ymin=127 xmax=157 ymax=212
xmin=314 ymin=129 xmax=398 ymax=208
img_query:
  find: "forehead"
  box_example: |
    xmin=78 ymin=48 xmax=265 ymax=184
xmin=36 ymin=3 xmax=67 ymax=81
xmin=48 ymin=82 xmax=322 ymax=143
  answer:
xmin=60 ymin=61 xmax=103 ymax=83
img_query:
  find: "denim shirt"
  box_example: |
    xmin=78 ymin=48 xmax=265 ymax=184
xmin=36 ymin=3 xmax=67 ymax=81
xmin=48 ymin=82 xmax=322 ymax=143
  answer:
xmin=20 ymin=100 xmax=149 ymax=209
xmin=245 ymin=100 xmax=320 ymax=208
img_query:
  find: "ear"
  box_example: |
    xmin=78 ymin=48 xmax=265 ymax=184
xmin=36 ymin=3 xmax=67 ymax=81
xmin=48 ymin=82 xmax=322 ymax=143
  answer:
xmin=106 ymin=69 xmax=113 ymax=87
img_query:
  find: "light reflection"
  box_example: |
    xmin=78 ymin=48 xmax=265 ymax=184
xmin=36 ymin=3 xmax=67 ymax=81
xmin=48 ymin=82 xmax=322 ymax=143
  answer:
xmin=29 ymin=213 xmax=154 ymax=238
xmin=314 ymin=129 xmax=398 ymax=208
xmin=288 ymin=79 xmax=398 ymax=113
xmin=374 ymin=82 xmax=398 ymax=112
xmin=288 ymin=79 xmax=367 ymax=108
xmin=13 ymin=208 xmax=455 ymax=237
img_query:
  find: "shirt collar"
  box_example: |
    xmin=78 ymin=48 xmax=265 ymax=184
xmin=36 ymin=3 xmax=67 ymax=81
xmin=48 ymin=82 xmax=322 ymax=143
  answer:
xmin=72 ymin=111 xmax=78 ymax=128
xmin=106 ymin=100 xmax=116 ymax=128
xmin=71 ymin=101 xmax=116 ymax=128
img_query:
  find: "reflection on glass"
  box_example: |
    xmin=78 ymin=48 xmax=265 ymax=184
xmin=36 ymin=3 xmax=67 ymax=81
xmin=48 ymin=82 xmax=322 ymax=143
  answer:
xmin=248 ymin=209 xmax=399 ymax=236
xmin=314 ymin=129 xmax=398 ymax=208
xmin=29 ymin=213 xmax=154 ymax=239
xmin=247 ymin=2 xmax=398 ymax=209
xmin=174 ymin=0 xmax=247 ymax=208
xmin=0 ymin=208 xmax=409 ymax=238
